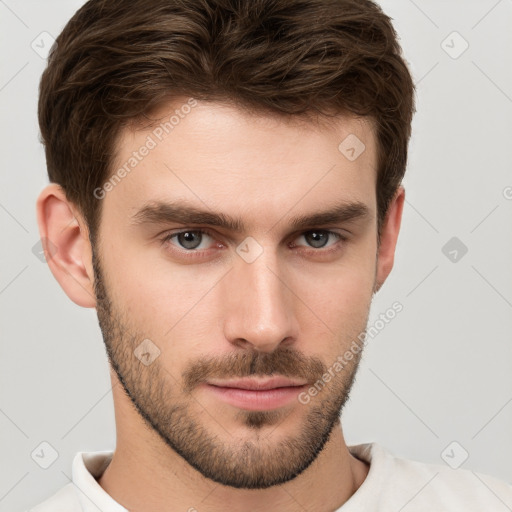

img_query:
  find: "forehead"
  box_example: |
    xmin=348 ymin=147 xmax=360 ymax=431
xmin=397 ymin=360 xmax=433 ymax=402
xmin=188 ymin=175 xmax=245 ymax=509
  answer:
xmin=105 ymin=99 xmax=378 ymax=231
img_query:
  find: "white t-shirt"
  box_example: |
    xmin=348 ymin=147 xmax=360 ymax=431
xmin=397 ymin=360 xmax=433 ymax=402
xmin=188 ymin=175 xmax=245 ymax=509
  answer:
xmin=27 ymin=442 xmax=512 ymax=511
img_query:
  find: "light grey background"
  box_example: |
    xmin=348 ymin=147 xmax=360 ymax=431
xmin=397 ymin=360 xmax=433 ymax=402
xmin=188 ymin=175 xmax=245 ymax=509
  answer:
xmin=1 ymin=1 xmax=511 ymax=511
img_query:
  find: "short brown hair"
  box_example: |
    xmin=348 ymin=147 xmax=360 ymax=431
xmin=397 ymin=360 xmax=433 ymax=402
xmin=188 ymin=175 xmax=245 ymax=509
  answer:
xmin=38 ymin=0 xmax=415 ymax=241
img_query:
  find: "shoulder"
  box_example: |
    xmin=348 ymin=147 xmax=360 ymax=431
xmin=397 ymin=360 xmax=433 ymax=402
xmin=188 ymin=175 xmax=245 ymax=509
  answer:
xmin=348 ymin=442 xmax=512 ymax=511
xmin=391 ymin=453 xmax=512 ymax=509
xmin=26 ymin=483 xmax=81 ymax=512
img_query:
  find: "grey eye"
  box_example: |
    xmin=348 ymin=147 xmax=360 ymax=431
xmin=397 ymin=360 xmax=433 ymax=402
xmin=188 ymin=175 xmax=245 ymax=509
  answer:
xmin=303 ymin=231 xmax=331 ymax=249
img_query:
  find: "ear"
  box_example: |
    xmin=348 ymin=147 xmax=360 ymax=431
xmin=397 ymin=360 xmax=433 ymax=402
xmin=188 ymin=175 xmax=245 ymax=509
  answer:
xmin=374 ymin=185 xmax=405 ymax=293
xmin=36 ymin=183 xmax=96 ymax=308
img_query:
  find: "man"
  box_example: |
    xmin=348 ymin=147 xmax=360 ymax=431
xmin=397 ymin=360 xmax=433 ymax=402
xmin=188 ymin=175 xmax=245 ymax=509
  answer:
xmin=30 ymin=0 xmax=512 ymax=510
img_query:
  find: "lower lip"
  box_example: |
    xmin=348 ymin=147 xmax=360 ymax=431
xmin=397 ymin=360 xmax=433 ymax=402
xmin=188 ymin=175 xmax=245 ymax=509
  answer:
xmin=203 ymin=384 xmax=308 ymax=411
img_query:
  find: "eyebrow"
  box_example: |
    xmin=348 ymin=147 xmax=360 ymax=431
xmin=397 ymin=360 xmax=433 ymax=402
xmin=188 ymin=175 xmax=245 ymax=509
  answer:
xmin=131 ymin=199 xmax=371 ymax=233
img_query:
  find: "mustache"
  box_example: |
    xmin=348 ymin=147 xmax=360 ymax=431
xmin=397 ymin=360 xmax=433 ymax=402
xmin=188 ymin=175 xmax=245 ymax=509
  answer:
xmin=182 ymin=347 xmax=327 ymax=392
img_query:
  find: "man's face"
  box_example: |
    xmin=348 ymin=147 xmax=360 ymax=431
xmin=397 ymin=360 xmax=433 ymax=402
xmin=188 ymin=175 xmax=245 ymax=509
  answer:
xmin=93 ymin=100 xmax=379 ymax=488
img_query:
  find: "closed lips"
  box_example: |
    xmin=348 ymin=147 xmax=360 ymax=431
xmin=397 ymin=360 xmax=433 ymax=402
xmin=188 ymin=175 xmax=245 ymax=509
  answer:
xmin=206 ymin=377 xmax=308 ymax=390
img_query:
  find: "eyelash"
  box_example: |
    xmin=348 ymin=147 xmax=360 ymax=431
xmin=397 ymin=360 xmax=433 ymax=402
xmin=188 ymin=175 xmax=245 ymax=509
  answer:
xmin=159 ymin=228 xmax=348 ymax=259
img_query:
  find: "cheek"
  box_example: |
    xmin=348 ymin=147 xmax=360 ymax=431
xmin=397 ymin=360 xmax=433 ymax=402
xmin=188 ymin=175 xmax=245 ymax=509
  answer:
xmin=304 ymin=232 xmax=376 ymax=313
xmin=294 ymin=267 xmax=374 ymax=339
xmin=290 ymin=234 xmax=377 ymax=355
xmin=100 ymin=233 xmax=227 ymax=347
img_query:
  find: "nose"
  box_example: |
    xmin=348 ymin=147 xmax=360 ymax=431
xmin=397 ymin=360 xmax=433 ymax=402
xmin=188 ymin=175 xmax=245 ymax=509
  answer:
xmin=222 ymin=248 xmax=298 ymax=353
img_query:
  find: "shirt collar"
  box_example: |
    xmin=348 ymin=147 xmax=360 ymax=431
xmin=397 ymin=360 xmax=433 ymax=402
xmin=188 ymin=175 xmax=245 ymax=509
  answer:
xmin=71 ymin=450 xmax=128 ymax=512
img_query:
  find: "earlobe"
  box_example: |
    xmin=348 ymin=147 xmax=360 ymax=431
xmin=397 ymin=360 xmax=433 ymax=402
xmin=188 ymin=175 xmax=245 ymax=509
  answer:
xmin=374 ymin=185 xmax=405 ymax=293
xmin=36 ymin=184 xmax=96 ymax=308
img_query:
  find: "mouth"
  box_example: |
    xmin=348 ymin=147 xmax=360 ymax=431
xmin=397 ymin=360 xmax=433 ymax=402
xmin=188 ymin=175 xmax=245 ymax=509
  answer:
xmin=202 ymin=376 xmax=309 ymax=411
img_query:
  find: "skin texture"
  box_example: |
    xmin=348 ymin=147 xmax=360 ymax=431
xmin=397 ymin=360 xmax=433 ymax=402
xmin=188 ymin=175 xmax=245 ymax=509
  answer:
xmin=36 ymin=99 xmax=405 ymax=511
